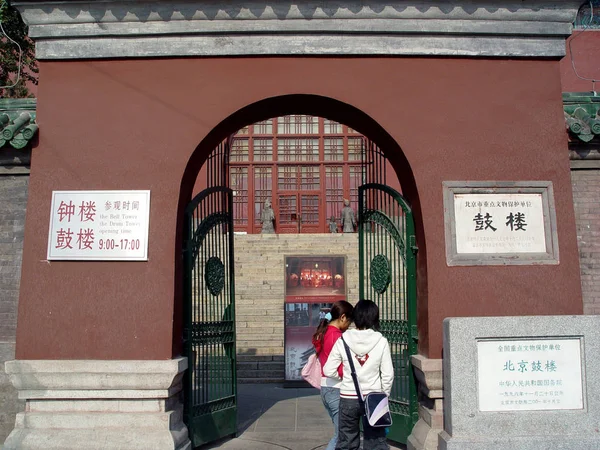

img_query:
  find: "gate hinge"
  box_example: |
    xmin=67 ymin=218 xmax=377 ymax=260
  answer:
xmin=411 ymin=325 xmax=419 ymax=342
xmin=412 ymin=412 xmax=420 ymax=424
xmin=409 ymin=235 xmax=418 ymax=253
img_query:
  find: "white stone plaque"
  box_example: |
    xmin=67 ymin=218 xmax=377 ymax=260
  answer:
xmin=454 ymin=193 xmax=546 ymax=254
xmin=477 ymin=338 xmax=583 ymax=412
xmin=443 ymin=182 xmax=559 ymax=265
xmin=47 ymin=190 xmax=150 ymax=261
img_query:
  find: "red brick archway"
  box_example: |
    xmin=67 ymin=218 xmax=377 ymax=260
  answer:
xmin=173 ymin=94 xmax=427 ymax=356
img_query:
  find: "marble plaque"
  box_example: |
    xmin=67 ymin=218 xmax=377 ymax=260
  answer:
xmin=443 ymin=182 xmax=559 ymax=265
xmin=477 ymin=338 xmax=584 ymax=412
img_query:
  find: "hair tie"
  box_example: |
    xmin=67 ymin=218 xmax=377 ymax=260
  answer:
xmin=324 ymin=312 xmax=333 ymax=321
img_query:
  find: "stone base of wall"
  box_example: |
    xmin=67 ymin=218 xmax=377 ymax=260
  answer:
xmin=0 ymin=343 xmax=24 ymax=444
xmin=408 ymin=355 xmax=444 ymax=450
xmin=0 ymin=173 xmax=29 ymax=445
xmin=3 ymin=358 xmax=190 ymax=450
xmin=238 ymin=355 xmax=285 ymax=383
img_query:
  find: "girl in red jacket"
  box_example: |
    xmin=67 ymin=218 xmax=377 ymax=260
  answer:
xmin=312 ymin=300 xmax=354 ymax=450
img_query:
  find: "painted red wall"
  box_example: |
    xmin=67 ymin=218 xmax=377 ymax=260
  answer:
xmin=16 ymin=57 xmax=582 ymax=360
xmin=561 ymin=31 xmax=600 ymax=92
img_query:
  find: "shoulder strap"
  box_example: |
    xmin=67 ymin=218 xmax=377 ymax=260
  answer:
xmin=342 ymin=337 xmax=365 ymax=413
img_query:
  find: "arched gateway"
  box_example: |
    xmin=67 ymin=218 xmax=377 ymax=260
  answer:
xmin=182 ymin=98 xmax=419 ymax=446
xmin=4 ymin=2 xmax=586 ymax=450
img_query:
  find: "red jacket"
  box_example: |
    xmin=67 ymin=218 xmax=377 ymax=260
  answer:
xmin=312 ymin=326 xmax=343 ymax=378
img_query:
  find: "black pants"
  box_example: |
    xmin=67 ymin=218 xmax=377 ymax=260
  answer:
xmin=336 ymin=397 xmax=389 ymax=450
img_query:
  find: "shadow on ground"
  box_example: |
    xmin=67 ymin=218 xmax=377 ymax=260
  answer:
xmin=199 ymin=384 xmax=407 ymax=450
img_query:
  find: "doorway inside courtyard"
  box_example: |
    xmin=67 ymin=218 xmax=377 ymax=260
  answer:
xmin=179 ymin=96 xmax=421 ymax=449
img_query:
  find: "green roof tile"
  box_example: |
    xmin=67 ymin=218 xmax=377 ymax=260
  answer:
xmin=0 ymin=99 xmax=38 ymax=150
xmin=563 ymin=92 xmax=600 ymax=143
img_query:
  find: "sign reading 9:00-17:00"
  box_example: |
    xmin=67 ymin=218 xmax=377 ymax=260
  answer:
xmin=47 ymin=190 xmax=151 ymax=261
xmin=98 ymin=238 xmax=142 ymax=251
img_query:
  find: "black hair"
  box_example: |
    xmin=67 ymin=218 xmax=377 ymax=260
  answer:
xmin=312 ymin=300 xmax=354 ymax=345
xmin=352 ymin=299 xmax=380 ymax=331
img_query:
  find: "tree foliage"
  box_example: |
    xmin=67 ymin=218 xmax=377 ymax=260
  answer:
xmin=0 ymin=0 xmax=38 ymax=98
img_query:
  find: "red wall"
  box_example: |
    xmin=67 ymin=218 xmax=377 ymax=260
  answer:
xmin=561 ymin=31 xmax=600 ymax=92
xmin=17 ymin=57 xmax=582 ymax=360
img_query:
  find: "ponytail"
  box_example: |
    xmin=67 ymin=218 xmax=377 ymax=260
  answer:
xmin=311 ymin=300 xmax=354 ymax=349
xmin=312 ymin=318 xmax=330 ymax=347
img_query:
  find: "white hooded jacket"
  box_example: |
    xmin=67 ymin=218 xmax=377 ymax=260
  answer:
xmin=323 ymin=328 xmax=394 ymax=398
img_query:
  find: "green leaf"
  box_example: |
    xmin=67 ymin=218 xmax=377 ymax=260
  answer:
xmin=0 ymin=0 xmax=38 ymax=98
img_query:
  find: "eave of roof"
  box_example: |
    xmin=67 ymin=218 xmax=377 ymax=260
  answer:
xmin=0 ymin=99 xmax=38 ymax=150
xmin=563 ymin=92 xmax=600 ymax=144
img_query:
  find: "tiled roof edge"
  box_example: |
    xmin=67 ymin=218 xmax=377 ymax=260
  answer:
xmin=0 ymin=98 xmax=38 ymax=150
xmin=564 ymin=92 xmax=600 ymax=143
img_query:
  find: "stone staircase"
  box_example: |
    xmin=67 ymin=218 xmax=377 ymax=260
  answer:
xmin=234 ymin=233 xmax=358 ymax=383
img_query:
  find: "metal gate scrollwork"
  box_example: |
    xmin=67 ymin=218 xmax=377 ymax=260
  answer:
xmin=183 ymin=186 xmax=237 ymax=448
xmin=359 ymin=182 xmax=418 ymax=444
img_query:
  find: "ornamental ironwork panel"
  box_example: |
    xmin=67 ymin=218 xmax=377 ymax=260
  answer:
xmin=359 ymin=183 xmax=418 ymax=445
xmin=184 ymin=186 xmax=237 ymax=448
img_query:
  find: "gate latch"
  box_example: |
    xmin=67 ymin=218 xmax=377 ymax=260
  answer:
xmin=411 ymin=324 xmax=419 ymax=342
xmin=409 ymin=235 xmax=418 ymax=253
xmin=183 ymin=328 xmax=191 ymax=343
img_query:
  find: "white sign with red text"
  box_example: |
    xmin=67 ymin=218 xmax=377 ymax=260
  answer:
xmin=47 ymin=190 xmax=150 ymax=261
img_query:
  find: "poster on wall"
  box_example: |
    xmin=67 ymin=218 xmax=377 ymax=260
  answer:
xmin=47 ymin=190 xmax=150 ymax=261
xmin=284 ymin=255 xmax=346 ymax=384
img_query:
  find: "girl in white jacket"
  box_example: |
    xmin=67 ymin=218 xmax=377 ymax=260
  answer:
xmin=323 ymin=299 xmax=394 ymax=450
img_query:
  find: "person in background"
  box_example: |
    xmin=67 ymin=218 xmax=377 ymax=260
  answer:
xmin=312 ymin=300 xmax=354 ymax=450
xmin=323 ymin=299 xmax=394 ymax=450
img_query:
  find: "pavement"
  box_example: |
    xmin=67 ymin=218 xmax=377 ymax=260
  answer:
xmin=199 ymin=384 xmax=407 ymax=450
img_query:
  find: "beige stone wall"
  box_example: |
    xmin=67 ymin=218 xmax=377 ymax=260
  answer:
xmin=234 ymin=233 xmax=359 ymax=382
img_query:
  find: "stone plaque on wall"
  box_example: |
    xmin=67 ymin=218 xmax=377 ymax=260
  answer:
xmin=440 ymin=316 xmax=600 ymax=450
xmin=443 ymin=181 xmax=559 ymax=266
xmin=477 ymin=338 xmax=583 ymax=412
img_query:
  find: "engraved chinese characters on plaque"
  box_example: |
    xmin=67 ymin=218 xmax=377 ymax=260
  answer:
xmin=477 ymin=339 xmax=584 ymax=412
xmin=454 ymin=193 xmax=546 ymax=254
xmin=47 ymin=190 xmax=150 ymax=261
xmin=443 ymin=182 xmax=559 ymax=265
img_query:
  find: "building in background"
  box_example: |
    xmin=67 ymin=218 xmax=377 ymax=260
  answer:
xmin=199 ymin=116 xmax=400 ymax=234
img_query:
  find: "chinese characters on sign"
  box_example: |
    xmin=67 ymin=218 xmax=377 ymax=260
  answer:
xmin=47 ymin=191 xmax=150 ymax=261
xmin=454 ymin=193 xmax=546 ymax=254
xmin=477 ymin=339 xmax=583 ymax=412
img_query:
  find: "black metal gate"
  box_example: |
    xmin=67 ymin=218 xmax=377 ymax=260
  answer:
xmin=359 ymin=145 xmax=418 ymax=444
xmin=183 ymin=185 xmax=237 ymax=447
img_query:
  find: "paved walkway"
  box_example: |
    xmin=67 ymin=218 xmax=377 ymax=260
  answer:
xmin=200 ymin=384 xmax=406 ymax=450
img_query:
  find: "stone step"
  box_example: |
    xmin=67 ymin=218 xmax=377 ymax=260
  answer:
xmin=237 ymin=327 xmax=280 ymax=334
xmin=238 ymin=377 xmax=282 ymax=384
xmin=237 ymin=369 xmax=284 ymax=379
xmin=237 ymin=340 xmax=283 ymax=348
xmin=237 ymin=361 xmax=284 ymax=370
xmin=237 ymin=355 xmax=284 ymax=362
xmin=239 ymin=322 xmax=284 ymax=329
xmin=2 ymin=427 xmax=190 ymax=450
xmin=237 ymin=347 xmax=283 ymax=356
xmin=237 ymin=334 xmax=282 ymax=342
